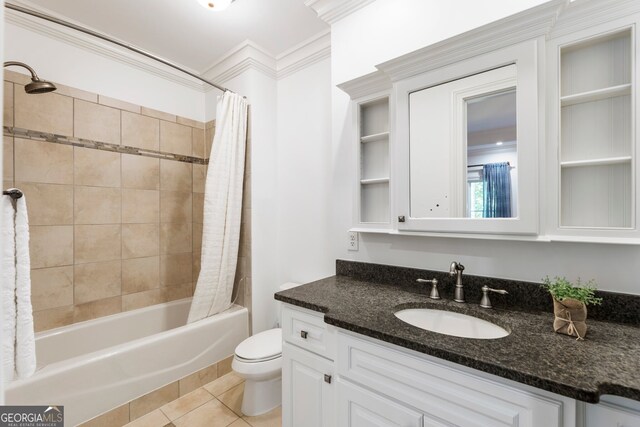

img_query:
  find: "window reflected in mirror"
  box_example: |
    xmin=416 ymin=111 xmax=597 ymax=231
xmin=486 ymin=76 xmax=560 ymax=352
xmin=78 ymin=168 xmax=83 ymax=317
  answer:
xmin=465 ymin=89 xmax=517 ymax=218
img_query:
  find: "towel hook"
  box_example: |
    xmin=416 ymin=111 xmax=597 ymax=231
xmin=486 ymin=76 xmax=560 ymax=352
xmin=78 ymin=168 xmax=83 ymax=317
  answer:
xmin=3 ymin=188 xmax=23 ymax=200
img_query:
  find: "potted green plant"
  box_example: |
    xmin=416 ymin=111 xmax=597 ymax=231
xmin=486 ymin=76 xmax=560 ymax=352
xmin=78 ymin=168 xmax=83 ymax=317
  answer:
xmin=542 ymin=276 xmax=602 ymax=340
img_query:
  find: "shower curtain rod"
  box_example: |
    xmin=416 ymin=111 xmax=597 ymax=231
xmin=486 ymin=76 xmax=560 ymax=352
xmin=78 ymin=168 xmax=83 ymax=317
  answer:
xmin=5 ymin=2 xmax=234 ymax=94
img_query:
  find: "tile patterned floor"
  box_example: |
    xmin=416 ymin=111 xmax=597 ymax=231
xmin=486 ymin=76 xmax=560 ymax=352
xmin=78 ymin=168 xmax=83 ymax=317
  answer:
xmin=123 ymin=373 xmax=281 ymax=427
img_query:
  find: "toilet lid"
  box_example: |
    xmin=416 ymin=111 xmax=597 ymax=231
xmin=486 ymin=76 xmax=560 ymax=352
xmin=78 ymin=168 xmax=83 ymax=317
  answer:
xmin=235 ymin=328 xmax=282 ymax=361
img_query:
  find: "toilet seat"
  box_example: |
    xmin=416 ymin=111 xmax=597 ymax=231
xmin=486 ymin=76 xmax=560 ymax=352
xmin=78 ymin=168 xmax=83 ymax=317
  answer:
xmin=234 ymin=328 xmax=282 ymax=362
xmin=235 ymin=353 xmax=281 ymax=363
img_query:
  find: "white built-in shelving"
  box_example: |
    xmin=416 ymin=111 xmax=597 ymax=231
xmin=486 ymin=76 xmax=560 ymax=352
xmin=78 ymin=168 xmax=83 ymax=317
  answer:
xmin=359 ymin=98 xmax=390 ymax=224
xmin=560 ymin=83 xmax=631 ymax=106
xmin=559 ymin=29 xmax=633 ymax=228
xmin=360 ymin=131 xmax=390 ymax=143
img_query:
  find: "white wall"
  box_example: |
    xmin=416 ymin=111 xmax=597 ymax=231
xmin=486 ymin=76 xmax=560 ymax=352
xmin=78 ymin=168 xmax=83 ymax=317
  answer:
xmin=327 ymin=0 xmax=640 ymax=295
xmin=4 ymin=19 xmax=212 ymax=121
xmin=276 ymin=58 xmax=334 ymax=292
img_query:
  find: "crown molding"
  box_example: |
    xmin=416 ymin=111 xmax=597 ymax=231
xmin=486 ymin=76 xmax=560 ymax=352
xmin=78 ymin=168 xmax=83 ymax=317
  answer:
xmin=203 ymin=30 xmax=331 ymax=84
xmin=304 ymin=0 xmax=376 ymax=25
xmin=548 ymin=0 xmax=640 ymax=39
xmin=5 ymin=4 xmax=207 ymax=92
xmin=337 ymin=70 xmax=391 ymax=99
xmin=376 ymin=0 xmax=564 ymax=82
xmin=201 ymin=40 xmax=278 ymax=83
xmin=277 ymin=29 xmax=331 ymax=79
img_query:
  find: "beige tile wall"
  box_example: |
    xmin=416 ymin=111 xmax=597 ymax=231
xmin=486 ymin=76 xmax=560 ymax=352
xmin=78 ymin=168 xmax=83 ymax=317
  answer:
xmin=3 ymin=70 xmax=251 ymax=332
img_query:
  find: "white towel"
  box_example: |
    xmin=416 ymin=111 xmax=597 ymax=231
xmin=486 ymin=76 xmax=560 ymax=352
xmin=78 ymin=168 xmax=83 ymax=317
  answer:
xmin=1 ymin=195 xmax=17 ymax=384
xmin=14 ymin=196 xmax=35 ymax=379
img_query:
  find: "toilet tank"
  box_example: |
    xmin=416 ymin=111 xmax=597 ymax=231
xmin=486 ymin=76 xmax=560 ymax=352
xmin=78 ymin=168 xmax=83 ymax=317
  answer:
xmin=276 ymin=282 xmax=301 ymax=327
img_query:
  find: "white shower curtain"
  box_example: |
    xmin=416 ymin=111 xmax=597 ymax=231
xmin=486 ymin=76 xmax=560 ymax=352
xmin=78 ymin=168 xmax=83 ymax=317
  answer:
xmin=188 ymin=91 xmax=248 ymax=323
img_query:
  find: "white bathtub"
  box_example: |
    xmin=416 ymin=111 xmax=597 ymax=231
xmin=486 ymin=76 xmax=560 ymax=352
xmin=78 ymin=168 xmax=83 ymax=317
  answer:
xmin=5 ymin=298 xmax=249 ymax=426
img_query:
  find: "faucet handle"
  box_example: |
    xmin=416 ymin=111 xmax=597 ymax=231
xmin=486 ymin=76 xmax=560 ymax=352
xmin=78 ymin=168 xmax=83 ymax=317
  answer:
xmin=417 ymin=278 xmax=440 ymax=300
xmin=480 ymin=285 xmax=508 ymax=309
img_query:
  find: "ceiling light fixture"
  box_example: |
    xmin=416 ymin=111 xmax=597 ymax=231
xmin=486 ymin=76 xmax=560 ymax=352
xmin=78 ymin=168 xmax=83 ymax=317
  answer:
xmin=496 ymin=141 xmax=503 ymax=146
xmin=197 ymin=0 xmax=234 ymax=12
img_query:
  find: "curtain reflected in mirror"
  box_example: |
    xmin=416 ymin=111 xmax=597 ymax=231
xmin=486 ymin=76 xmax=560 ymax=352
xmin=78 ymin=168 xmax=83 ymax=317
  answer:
xmin=466 ymin=89 xmax=517 ymax=218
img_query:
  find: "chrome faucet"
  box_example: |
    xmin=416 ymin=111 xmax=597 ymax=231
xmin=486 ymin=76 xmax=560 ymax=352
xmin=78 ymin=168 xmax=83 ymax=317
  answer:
xmin=449 ymin=262 xmax=465 ymax=303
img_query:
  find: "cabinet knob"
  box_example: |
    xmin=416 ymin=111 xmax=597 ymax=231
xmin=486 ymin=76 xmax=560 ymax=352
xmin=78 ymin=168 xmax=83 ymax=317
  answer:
xmin=324 ymin=374 xmax=332 ymax=384
xmin=300 ymin=330 xmax=308 ymax=339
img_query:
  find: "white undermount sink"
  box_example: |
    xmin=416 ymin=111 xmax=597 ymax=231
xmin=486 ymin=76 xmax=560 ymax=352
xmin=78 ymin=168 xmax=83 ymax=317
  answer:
xmin=394 ymin=308 xmax=509 ymax=339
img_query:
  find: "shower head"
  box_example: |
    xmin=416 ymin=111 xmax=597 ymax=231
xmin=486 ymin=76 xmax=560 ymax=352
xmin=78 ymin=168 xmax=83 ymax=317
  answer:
xmin=24 ymin=79 xmax=57 ymax=94
xmin=3 ymin=61 xmax=57 ymax=94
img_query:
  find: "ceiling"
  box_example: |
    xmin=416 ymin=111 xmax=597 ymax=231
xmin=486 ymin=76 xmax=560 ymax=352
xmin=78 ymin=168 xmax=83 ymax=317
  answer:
xmin=20 ymin=0 xmax=329 ymax=73
xmin=467 ymin=90 xmax=517 ymax=146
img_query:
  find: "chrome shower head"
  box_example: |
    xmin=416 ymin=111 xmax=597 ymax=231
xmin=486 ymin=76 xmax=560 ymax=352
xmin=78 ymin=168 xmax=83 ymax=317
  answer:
xmin=4 ymin=61 xmax=57 ymax=94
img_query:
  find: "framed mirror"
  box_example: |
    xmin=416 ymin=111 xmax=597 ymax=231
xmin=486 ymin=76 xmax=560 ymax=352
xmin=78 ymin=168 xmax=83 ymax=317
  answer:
xmin=395 ymin=40 xmax=539 ymax=235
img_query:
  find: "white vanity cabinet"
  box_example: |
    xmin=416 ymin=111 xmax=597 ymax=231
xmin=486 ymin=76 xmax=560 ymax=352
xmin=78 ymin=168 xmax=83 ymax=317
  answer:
xmin=281 ymin=305 xmax=336 ymax=427
xmin=281 ymin=302 xmax=640 ymax=426
xmin=281 ymin=302 xmax=579 ymax=427
xmin=336 ymin=331 xmax=574 ymax=427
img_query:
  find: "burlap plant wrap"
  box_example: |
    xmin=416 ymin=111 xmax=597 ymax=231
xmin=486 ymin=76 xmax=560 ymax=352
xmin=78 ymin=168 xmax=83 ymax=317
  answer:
xmin=553 ymin=297 xmax=587 ymax=340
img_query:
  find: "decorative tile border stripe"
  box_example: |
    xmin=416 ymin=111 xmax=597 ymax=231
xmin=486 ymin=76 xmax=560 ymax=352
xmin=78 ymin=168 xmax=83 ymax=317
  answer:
xmin=4 ymin=126 xmax=208 ymax=165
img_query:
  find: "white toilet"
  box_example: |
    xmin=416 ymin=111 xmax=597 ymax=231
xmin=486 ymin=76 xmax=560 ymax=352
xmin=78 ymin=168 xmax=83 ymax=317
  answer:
xmin=232 ymin=282 xmax=300 ymax=416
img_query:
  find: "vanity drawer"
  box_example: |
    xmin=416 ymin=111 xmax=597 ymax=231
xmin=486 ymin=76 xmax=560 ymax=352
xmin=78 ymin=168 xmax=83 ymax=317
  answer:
xmin=282 ymin=305 xmax=335 ymax=360
xmin=337 ymin=332 xmax=572 ymax=427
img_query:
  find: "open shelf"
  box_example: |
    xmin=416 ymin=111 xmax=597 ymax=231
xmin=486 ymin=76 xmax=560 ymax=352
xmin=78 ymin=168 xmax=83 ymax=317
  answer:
xmin=560 ymin=156 xmax=632 ymax=168
xmin=359 ymin=97 xmax=390 ymax=224
xmin=360 ymin=99 xmax=389 ymax=136
xmin=361 ymin=132 xmax=390 ymax=143
xmin=558 ymin=28 xmax=633 ymax=230
xmin=561 ymin=29 xmax=631 ymax=96
xmin=560 ymin=83 xmax=631 ymax=106
xmin=361 ymin=182 xmax=389 ymax=223
xmin=561 ymin=163 xmax=632 ymax=228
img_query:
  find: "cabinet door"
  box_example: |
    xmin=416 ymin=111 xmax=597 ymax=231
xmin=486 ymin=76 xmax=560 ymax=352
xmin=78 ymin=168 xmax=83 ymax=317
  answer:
xmin=585 ymin=402 xmax=640 ymax=427
xmin=337 ymin=378 xmax=423 ymax=427
xmin=282 ymin=342 xmax=335 ymax=427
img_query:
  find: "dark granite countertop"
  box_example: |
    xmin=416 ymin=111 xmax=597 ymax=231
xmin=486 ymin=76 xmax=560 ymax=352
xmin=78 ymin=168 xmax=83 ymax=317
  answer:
xmin=275 ymin=272 xmax=640 ymax=403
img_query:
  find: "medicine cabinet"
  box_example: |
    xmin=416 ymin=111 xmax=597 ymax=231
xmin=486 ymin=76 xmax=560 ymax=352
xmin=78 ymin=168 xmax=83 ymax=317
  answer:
xmin=394 ymin=40 xmax=540 ymax=235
